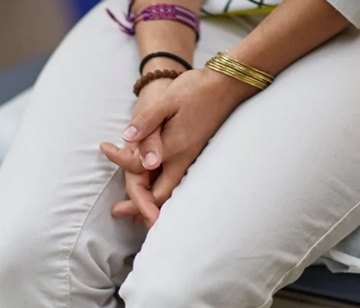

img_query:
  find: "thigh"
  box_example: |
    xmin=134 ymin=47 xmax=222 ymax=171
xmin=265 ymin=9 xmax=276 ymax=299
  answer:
xmin=120 ymin=26 xmax=360 ymax=308
xmin=0 ymin=1 xmax=146 ymax=307
xmin=0 ymin=89 xmax=31 ymax=163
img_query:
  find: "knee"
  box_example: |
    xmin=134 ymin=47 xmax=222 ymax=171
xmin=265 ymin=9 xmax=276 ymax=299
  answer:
xmin=120 ymin=269 xmax=196 ymax=308
xmin=119 ymin=255 xmax=272 ymax=308
xmin=121 ymin=270 xmax=272 ymax=308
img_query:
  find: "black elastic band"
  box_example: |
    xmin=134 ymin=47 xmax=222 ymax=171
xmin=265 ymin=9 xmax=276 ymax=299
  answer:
xmin=139 ymin=52 xmax=193 ymax=75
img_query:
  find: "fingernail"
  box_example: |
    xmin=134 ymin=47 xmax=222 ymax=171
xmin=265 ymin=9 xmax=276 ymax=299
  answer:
xmin=139 ymin=155 xmax=146 ymax=169
xmin=122 ymin=125 xmax=138 ymax=141
xmin=145 ymin=152 xmax=157 ymax=167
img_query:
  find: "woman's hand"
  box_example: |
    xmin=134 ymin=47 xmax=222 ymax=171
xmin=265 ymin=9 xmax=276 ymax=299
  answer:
xmin=102 ymin=67 xmax=257 ymax=227
xmin=101 ymin=78 xmax=174 ymax=228
xmin=123 ymin=67 xmax=256 ymax=171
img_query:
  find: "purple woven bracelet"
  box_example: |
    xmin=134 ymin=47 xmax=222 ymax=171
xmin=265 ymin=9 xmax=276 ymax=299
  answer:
xmin=106 ymin=3 xmax=200 ymax=41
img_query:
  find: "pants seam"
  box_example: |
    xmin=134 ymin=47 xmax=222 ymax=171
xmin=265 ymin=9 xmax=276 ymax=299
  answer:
xmin=65 ymin=166 xmax=121 ymax=308
xmin=253 ymin=199 xmax=360 ymax=308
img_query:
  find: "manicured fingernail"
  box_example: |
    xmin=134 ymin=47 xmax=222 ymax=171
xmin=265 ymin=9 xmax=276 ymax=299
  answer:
xmin=145 ymin=152 xmax=157 ymax=167
xmin=122 ymin=125 xmax=138 ymax=141
xmin=139 ymin=155 xmax=146 ymax=169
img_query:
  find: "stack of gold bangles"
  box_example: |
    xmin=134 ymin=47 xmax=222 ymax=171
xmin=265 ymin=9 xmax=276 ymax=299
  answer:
xmin=205 ymin=51 xmax=274 ymax=90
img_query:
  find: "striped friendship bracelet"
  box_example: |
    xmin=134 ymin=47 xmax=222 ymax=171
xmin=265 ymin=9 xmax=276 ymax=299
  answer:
xmin=106 ymin=3 xmax=200 ymax=41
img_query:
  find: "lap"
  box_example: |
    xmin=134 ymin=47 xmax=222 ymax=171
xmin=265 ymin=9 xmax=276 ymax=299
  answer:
xmin=120 ymin=27 xmax=360 ymax=308
xmin=1 ymin=0 xmax=360 ymax=307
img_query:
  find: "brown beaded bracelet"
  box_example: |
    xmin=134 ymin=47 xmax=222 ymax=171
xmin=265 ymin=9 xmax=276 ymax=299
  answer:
xmin=133 ymin=69 xmax=183 ymax=97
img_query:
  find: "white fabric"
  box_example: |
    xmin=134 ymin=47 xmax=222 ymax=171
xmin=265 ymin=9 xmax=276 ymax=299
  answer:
xmin=202 ymin=0 xmax=280 ymax=13
xmin=327 ymin=0 xmax=360 ymax=28
xmin=1 ymin=0 xmax=360 ymax=307
xmin=202 ymin=0 xmax=360 ymax=29
xmin=0 ymin=89 xmax=31 ymax=164
xmin=321 ymin=250 xmax=360 ymax=273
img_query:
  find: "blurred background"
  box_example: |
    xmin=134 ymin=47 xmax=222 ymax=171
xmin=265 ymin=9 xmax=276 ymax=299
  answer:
xmin=0 ymin=0 xmax=100 ymax=70
xmin=0 ymin=0 xmax=101 ymax=163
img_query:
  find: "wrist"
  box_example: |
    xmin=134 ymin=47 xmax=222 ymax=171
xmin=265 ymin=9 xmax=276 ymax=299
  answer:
xmin=132 ymin=0 xmax=200 ymax=15
xmin=136 ymin=20 xmax=196 ymax=73
xmin=199 ymin=66 xmax=259 ymax=107
xmin=137 ymin=76 xmax=173 ymax=99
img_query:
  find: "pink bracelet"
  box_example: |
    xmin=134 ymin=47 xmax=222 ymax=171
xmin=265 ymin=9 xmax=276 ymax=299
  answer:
xmin=106 ymin=3 xmax=200 ymax=41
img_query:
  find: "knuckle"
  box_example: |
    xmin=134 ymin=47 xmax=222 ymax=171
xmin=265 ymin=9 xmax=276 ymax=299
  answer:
xmin=136 ymin=110 xmax=155 ymax=131
xmin=114 ymin=147 xmax=122 ymax=158
xmin=154 ymin=191 xmax=171 ymax=207
xmin=125 ymin=182 xmax=134 ymax=195
xmin=140 ymin=136 xmax=160 ymax=152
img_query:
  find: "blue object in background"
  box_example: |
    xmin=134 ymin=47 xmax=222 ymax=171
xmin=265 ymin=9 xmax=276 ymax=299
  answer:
xmin=73 ymin=0 xmax=101 ymax=19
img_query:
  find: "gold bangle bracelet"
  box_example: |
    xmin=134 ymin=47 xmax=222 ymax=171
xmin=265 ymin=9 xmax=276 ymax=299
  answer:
xmin=217 ymin=52 xmax=274 ymax=84
xmin=207 ymin=60 xmax=269 ymax=88
xmin=206 ymin=62 xmax=268 ymax=89
xmin=217 ymin=52 xmax=274 ymax=81
xmin=205 ymin=51 xmax=274 ymax=90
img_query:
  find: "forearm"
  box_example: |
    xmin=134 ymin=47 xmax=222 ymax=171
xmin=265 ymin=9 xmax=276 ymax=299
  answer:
xmin=221 ymin=0 xmax=349 ymax=100
xmin=133 ymin=0 xmax=201 ymax=74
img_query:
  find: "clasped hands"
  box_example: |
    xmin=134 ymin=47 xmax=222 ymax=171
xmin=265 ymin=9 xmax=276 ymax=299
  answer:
xmin=100 ymin=68 xmax=250 ymax=228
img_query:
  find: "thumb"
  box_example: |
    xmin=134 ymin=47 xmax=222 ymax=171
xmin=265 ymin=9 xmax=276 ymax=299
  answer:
xmin=122 ymin=103 xmax=175 ymax=143
xmin=138 ymin=127 xmax=163 ymax=170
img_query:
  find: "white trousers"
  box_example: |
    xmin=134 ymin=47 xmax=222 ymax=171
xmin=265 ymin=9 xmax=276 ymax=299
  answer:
xmin=1 ymin=1 xmax=360 ymax=307
xmin=0 ymin=89 xmax=31 ymax=163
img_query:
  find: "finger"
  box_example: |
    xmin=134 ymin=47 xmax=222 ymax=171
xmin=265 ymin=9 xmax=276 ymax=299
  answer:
xmin=138 ymin=127 xmax=163 ymax=170
xmin=100 ymin=142 xmax=144 ymax=173
xmin=121 ymin=103 xmax=176 ymax=143
xmin=126 ymin=172 xmax=160 ymax=228
xmin=112 ymin=165 xmax=163 ymax=218
xmin=112 ymin=200 xmax=139 ymax=217
xmin=152 ymin=162 xmax=187 ymax=207
xmin=112 ymin=201 xmax=144 ymax=226
xmin=133 ymin=214 xmax=144 ymax=226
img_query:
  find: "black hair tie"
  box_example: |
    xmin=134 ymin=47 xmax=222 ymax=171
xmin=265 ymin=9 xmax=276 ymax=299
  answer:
xmin=139 ymin=51 xmax=193 ymax=75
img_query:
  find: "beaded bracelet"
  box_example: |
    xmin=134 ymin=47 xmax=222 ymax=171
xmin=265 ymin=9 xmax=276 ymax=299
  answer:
xmin=133 ymin=69 xmax=183 ymax=97
xmin=106 ymin=3 xmax=200 ymax=41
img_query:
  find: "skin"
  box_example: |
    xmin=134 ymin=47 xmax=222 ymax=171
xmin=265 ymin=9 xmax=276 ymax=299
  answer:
xmin=100 ymin=0 xmax=349 ymax=228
